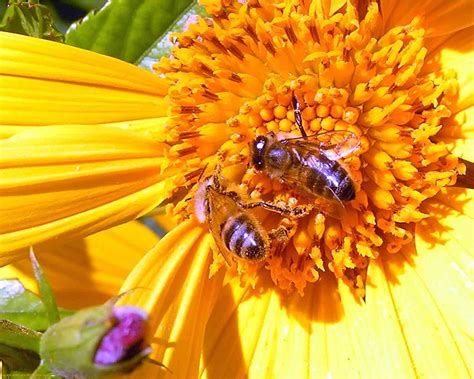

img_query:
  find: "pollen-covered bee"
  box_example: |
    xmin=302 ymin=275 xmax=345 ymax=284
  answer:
xmin=250 ymin=96 xmax=359 ymax=207
xmin=194 ymin=174 xmax=270 ymax=263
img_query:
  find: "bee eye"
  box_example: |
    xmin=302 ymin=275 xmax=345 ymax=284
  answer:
xmin=251 ymin=136 xmax=267 ymax=170
xmin=252 ymin=156 xmax=264 ymax=169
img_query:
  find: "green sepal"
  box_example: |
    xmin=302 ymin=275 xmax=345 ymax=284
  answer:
xmin=0 ymin=319 xmax=41 ymax=353
xmin=0 ymin=279 xmax=72 ymax=331
xmin=30 ymin=250 xmax=60 ymax=326
xmin=0 ymin=0 xmax=64 ymax=41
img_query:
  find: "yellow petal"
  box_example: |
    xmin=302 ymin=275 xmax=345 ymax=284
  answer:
xmin=0 ymin=32 xmax=169 ymax=126
xmin=376 ymin=248 xmax=472 ymax=376
xmin=424 ymin=26 xmax=474 ymax=114
xmin=0 ymin=117 xmax=171 ymax=140
xmin=106 ymin=117 xmax=169 ymax=139
xmin=380 ymin=0 xmax=474 ymax=37
xmin=201 ymin=272 xmax=393 ymax=378
xmin=336 ymin=187 xmax=474 ymax=377
xmin=333 ymin=268 xmax=416 ymax=378
xmin=0 ymin=125 xmax=174 ymax=260
xmin=0 ymin=221 xmax=158 ymax=308
xmin=119 ymin=220 xmax=225 ymax=378
xmin=437 ymin=106 xmax=474 ymax=162
xmin=424 ymin=25 xmax=474 ymax=58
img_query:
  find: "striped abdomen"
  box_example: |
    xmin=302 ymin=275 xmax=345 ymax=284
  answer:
xmin=220 ymin=214 xmax=268 ymax=261
xmin=302 ymin=154 xmax=356 ymax=201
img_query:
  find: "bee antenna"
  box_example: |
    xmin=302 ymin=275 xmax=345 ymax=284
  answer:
xmin=292 ymin=93 xmax=307 ymax=139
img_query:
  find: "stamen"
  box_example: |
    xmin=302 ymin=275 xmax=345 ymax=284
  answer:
xmin=244 ymin=26 xmax=259 ymax=44
xmin=178 ymin=106 xmax=202 ymax=114
xmin=202 ymin=89 xmax=219 ymax=101
xmin=227 ymin=43 xmax=245 ymax=60
xmin=285 ymin=26 xmax=298 ymax=44
xmin=176 ymin=146 xmax=198 ymax=157
xmin=211 ymin=37 xmax=229 ymax=54
xmin=178 ymin=131 xmax=201 ymax=140
xmin=263 ymin=41 xmax=276 ymax=55
xmin=199 ymin=63 xmax=214 ymax=77
xmin=230 ymin=72 xmax=242 ymax=82
xmin=185 ymin=167 xmax=204 ymax=182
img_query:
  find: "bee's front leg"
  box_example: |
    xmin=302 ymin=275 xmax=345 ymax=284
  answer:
xmin=236 ymin=199 xmax=314 ymax=218
xmin=268 ymin=218 xmax=297 ymax=257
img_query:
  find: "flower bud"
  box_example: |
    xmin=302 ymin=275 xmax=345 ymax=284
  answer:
xmin=40 ymin=302 xmax=150 ymax=378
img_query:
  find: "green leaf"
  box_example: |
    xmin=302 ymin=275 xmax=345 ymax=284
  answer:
xmin=0 ymin=319 xmax=41 ymax=353
xmin=30 ymin=250 xmax=60 ymax=326
xmin=0 ymin=343 xmax=40 ymax=372
xmin=0 ymin=0 xmax=64 ymax=41
xmin=0 ymin=280 xmax=73 ymax=331
xmin=138 ymin=2 xmax=207 ymax=69
xmin=65 ymin=0 xmax=193 ymax=64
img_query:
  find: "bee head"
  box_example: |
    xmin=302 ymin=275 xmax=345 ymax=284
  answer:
xmin=251 ymin=135 xmax=268 ymax=170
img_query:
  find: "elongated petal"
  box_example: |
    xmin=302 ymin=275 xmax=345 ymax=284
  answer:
xmin=0 ymin=117 xmax=171 ymax=140
xmin=201 ymin=271 xmax=411 ymax=378
xmin=0 ymin=221 xmax=158 ymax=308
xmin=0 ymin=126 xmax=174 ymax=260
xmin=0 ymin=32 xmax=168 ymax=126
xmin=119 ymin=221 xmax=225 ymax=378
xmin=380 ymin=0 xmax=474 ymax=37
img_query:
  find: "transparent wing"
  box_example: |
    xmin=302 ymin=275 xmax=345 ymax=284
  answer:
xmin=282 ymin=130 xmax=360 ymax=160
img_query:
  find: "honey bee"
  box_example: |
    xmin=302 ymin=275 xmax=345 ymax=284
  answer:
xmin=194 ymin=173 xmax=270 ymax=263
xmin=250 ymin=96 xmax=359 ymax=208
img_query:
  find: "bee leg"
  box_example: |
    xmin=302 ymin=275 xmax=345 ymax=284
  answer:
xmin=211 ymin=165 xmax=225 ymax=191
xmin=237 ymin=200 xmax=314 ymax=218
xmin=269 ymin=219 xmax=296 ymax=256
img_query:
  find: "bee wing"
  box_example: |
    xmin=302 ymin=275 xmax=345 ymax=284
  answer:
xmin=282 ymin=130 xmax=360 ymax=160
xmin=271 ymin=153 xmax=349 ymax=219
xmin=206 ymin=187 xmax=240 ymax=265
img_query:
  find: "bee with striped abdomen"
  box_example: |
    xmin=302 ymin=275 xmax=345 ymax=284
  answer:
xmin=194 ymin=173 xmax=270 ymax=263
xmin=250 ymin=96 xmax=359 ymax=212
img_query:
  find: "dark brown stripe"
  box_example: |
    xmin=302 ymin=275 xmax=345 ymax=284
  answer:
xmin=222 ymin=214 xmax=247 ymax=251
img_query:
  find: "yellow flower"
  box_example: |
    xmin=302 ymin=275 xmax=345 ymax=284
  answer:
xmin=0 ymin=0 xmax=473 ymax=377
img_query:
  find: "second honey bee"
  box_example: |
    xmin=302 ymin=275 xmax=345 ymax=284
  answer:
xmin=250 ymin=96 xmax=359 ymax=206
xmin=194 ymin=174 xmax=270 ymax=263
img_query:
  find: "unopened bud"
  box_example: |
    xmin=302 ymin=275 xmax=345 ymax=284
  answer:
xmin=40 ymin=302 xmax=150 ymax=378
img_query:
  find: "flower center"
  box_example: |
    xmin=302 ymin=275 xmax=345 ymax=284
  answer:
xmin=157 ymin=0 xmax=464 ymax=295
